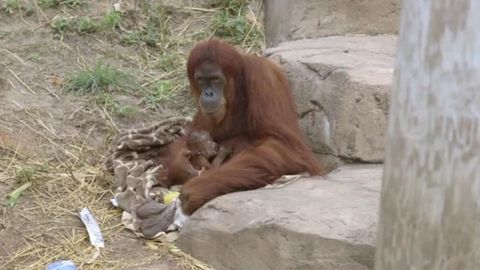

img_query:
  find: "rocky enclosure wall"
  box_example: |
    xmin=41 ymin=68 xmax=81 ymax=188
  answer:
xmin=264 ymin=0 xmax=402 ymax=47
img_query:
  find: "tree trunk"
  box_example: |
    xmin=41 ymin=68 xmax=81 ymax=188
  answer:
xmin=374 ymin=1 xmax=480 ymax=270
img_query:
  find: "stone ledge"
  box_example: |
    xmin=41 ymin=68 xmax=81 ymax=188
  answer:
xmin=177 ymin=165 xmax=383 ymax=270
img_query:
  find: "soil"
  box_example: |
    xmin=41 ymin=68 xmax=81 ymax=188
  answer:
xmin=0 ymin=0 xmax=243 ymax=269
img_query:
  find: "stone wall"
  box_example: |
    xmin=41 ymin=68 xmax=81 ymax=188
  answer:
xmin=264 ymin=0 xmax=402 ymax=47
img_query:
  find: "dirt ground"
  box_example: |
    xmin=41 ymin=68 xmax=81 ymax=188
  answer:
xmin=0 ymin=1 xmax=263 ymax=269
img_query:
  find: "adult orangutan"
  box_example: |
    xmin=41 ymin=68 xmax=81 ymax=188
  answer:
xmin=177 ymin=39 xmax=325 ymax=215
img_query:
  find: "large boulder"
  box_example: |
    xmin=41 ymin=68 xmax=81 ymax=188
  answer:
xmin=264 ymin=0 xmax=402 ymax=46
xmin=264 ymin=35 xmax=396 ymax=164
xmin=177 ymin=165 xmax=382 ymax=270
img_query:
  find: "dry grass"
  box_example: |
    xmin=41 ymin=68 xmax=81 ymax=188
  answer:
xmin=0 ymin=89 xmax=214 ymax=270
xmin=0 ymin=0 xmax=264 ymax=269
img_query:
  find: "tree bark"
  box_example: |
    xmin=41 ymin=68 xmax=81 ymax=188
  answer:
xmin=374 ymin=1 xmax=480 ymax=270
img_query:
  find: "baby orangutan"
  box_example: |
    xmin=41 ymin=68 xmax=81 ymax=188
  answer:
xmin=167 ymin=130 xmax=231 ymax=185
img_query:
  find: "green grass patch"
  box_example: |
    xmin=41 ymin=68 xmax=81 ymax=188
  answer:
xmin=4 ymin=0 xmax=20 ymax=12
xmin=15 ymin=165 xmax=38 ymax=183
xmin=144 ymin=80 xmax=176 ymax=108
xmin=121 ymin=29 xmax=161 ymax=47
xmin=1 ymin=0 xmax=34 ymax=15
xmin=28 ymin=52 xmax=41 ymax=62
xmin=120 ymin=12 xmax=170 ymax=47
xmin=94 ymin=93 xmax=140 ymax=118
xmin=6 ymin=165 xmax=42 ymax=207
xmin=212 ymin=0 xmax=264 ymax=49
xmin=76 ymin=16 xmax=97 ymax=33
xmin=65 ymin=63 xmax=142 ymax=117
xmin=155 ymin=52 xmax=180 ymax=71
xmin=50 ymin=11 xmax=122 ymax=39
xmin=50 ymin=16 xmax=73 ymax=38
xmin=38 ymin=0 xmax=87 ymax=9
xmin=101 ymin=10 xmax=122 ymax=30
xmin=6 ymin=182 xmax=31 ymax=207
xmin=115 ymin=104 xmax=139 ymax=118
xmin=64 ymin=63 xmax=140 ymax=95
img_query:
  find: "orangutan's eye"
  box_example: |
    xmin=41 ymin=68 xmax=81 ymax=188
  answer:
xmin=211 ymin=77 xmax=223 ymax=85
xmin=196 ymin=77 xmax=205 ymax=84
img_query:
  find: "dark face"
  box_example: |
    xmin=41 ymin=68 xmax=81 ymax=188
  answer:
xmin=194 ymin=63 xmax=227 ymax=120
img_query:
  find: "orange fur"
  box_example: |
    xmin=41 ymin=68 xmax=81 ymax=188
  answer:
xmin=178 ymin=39 xmax=325 ymax=214
xmin=166 ymin=130 xmax=228 ymax=185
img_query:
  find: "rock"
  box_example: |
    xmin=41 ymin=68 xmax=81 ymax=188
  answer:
xmin=177 ymin=165 xmax=382 ymax=270
xmin=265 ymin=35 xmax=396 ymax=163
xmin=264 ymin=0 xmax=402 ymax=46
xmin=0 ymin=70 xmax=5 ymax=91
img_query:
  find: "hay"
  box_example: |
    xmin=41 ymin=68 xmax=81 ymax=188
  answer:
xmin=0 ymin=113 xmax=211 ymax=269
xmin=0 ymin=1 xmax=265 ymax=269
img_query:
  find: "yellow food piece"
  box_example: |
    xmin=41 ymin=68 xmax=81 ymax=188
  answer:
xmin=163 ymin=191 xmax=180 ymax=205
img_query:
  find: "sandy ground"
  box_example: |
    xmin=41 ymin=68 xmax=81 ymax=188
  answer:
xmin=0 ymin=0 xmax=263 ymax=269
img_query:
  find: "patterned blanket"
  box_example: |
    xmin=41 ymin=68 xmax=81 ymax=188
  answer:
xmin=103 ymin=116 xmax=191 ymax=241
